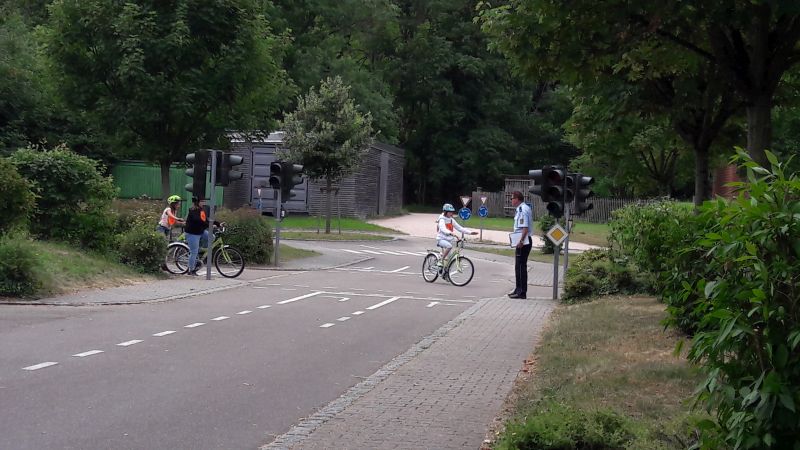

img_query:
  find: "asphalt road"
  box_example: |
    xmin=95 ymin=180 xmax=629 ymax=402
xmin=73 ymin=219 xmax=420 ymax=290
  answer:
xmin=0 ymin=237 xmax=543 ymax=449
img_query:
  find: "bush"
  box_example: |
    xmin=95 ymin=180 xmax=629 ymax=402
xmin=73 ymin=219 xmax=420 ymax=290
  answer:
xmin=539 ymin=214 xmax=557 ymax=254
xmin=116 ymin=226 xmax=167 ymax=273
xmin=667 ymin=150 xmax=800 ymax=448
xmin=0 ymin=157 xmax=36 ymax=235
xmin=9 ymin=146 xmax=118 ymax=246
xmin=0 ymin=235 xmax=43 ymax=296
xmin=562 ymin=248 xmax=652 ymax=303
xmin=215 ymin=208 xmax=273 ymax=264
xmin=495 ymin=403 xmax=638 ymax=450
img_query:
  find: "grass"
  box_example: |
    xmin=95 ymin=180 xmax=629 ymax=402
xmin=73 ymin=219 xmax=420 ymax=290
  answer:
xmin=280 ymin=231 xmax=394 ymax=241
xmin=277 ymin=244 xmax=320 ymax=262
xmin=470 ymin=217 xmax=609 ymax=247
xmin=30 ymin=240 xmax=156 ymax=296
xmin=266 ymin=216 xmax=398 ymax=233
xmin=493 ymin=296 xmax=704 ymax=449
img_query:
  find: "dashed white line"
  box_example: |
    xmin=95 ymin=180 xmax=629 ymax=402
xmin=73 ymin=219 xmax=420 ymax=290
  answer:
xmin=366 ymin=297 xmax=399 ymax=310
xmin=211 ymin=316 xmax=230 ymax=321
xmin=257 ymin=305 xmax=271 ymax=309
xmin=426 ymin=302 xmax=440 ymax=308
xmin=278 ymin=291 xmax=323 ymax=305
xmin=339 ymin=249 xmax=363 ymax=254
xmin=184 ymin=323 xmax=205 ymax=328
xmin=320 ymin=323 xmax=335 ymax=328
xmin=282 ymin=288 xmax=298 ymax=291
xmin=23 ymin=362 xmax=58 ymax=371
xmin=237 ymin=310 xmax=252 ymax=315
xmin=117 ymin=340 xmax=143 ymax=347
xmin=73 ymin=350 xmax=103 ymax=358
xmin=352 ymin=311 xmax=365 ymax=315
xmin=360 ymin=250 xmax=383 ymax=255
xmin=293 ymin=284 xmax=310 ymax=288
xmin=153 ymin=331 xmax=176 ymax=337
xmin=388 ymin=266 xmax=410 ymax=273
xmin=337 ymin=317 xmax=350 ymax=322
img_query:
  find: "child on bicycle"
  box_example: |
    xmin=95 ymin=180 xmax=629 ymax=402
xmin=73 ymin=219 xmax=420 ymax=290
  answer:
xmin=436 ymin=203 xmax=477 ymax=269
xmin=156 ymin=195 xmax=185 ymax=240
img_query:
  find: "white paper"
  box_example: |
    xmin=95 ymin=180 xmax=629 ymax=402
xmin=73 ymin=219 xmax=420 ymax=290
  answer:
xmin=509 ymin=231 xmax=524 ymax=248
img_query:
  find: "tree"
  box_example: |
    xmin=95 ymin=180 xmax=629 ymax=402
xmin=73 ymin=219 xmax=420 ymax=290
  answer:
xmin=44 ymin=0 xmax=291 ymax=199
xmin=279 ymin=76 xmax=374 ymax=233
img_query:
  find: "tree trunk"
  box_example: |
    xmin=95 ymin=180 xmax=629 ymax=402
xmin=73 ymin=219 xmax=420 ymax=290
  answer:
xmin=746 ymin=95 xmax=772 ymax=168
xmin=159 ymin=159 xmax=172 ymax=200
xmin=325 ymin=177 xmax=332 ymax=234
xmin=693 ymin=144 xmax=711 ymax=209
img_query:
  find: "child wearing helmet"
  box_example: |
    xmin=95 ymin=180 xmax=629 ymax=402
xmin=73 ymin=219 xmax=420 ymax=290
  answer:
xmin=436 ymin=203 xmax=477 ymax=267
xmin=156 ymin=195 xmax=185 ymax=239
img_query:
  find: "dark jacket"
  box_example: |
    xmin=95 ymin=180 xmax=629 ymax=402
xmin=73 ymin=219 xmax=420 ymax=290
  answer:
xmin=184 ymin=207 xmax=207 ymax=235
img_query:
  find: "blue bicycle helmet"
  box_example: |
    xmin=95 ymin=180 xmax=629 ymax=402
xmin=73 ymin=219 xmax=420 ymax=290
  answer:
xmin=442 ymin=203 xmax=455 ymax=212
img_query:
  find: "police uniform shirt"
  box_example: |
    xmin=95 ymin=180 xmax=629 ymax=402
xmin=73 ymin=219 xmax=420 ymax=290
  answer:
xmin=513 ymin=202 xmax=533 ymax=244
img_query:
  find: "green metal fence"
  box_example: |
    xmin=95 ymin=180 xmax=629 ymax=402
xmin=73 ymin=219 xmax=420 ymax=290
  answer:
xmin=111 ymin=160 xmax=224 ymax=209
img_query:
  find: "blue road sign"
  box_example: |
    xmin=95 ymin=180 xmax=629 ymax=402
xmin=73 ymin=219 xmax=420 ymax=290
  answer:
xmin=459 ymin=207 xmax=471 ymax=221
xmin=478 ymin=205 xmax=488 ymax=218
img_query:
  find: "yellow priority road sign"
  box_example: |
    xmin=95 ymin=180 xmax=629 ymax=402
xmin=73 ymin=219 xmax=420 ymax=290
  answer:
xmin=546 ymin=223 xmax=568 ymax=246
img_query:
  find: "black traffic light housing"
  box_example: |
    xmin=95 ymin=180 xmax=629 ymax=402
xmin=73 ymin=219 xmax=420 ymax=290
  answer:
xmin=574 ymin=174 xmax=594 ymax=215
xmin=528 ymin=169 xmax=545 ymax=200
xmin=216 ymin=152 xmax=244 ymax=187
xmin=283 ymin=163 xmax=304 ymax=201
xmin=185 ymin=150 xmax=209 ymax=199
xmin=542 ymin=166 xmax=566 ymax=218
xmin=268 ymin=161 xmax=283 ymax=190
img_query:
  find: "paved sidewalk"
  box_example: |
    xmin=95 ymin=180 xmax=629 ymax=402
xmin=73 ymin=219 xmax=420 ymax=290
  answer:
xmin=262 ymin=296 xmax=556 ymax=449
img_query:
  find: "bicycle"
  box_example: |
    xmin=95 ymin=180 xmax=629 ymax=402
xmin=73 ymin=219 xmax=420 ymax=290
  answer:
xmin=421 ymin=237 xmax=475 ymax=286
xmin=164 ymin=224 xmax=245 ymax=278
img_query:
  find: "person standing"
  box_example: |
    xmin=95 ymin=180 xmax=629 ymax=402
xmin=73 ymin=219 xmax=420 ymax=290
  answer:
xmin=509 ymin=191 xmax=533 ymax=299
xmin=184 ymin=198 xmax=208 ymax=276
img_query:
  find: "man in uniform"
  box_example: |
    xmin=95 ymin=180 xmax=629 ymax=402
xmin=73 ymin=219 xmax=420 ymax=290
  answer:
xmin=509 ymin=191 xmax=533 ymax=299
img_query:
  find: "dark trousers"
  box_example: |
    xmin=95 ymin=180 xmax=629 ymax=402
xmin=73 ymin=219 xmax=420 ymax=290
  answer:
xmin=515 ymin=241 xmax=532 ymax=295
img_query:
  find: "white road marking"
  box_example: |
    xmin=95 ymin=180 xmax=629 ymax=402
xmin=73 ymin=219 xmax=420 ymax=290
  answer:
xmin=366 ymin=297 xmax=399 ymax=310
xmin=117 ymin=340 xmax=142 ymax=347
xmin=320 ymin=323 xmax=335 ymax=328
xmin=257 ymin=305 xmax=271 ymax=309
xmin=426 ymin=302 xmax=440 ymax=308
xmin=293 ymin=284 xmax=309 ymax=288
xmin=360 ymin=250 xmax=383 ymax=255
xmin=282 ymin=288 xmax=297 ymax=291
xmin=237 ymin=310 xmax=252 ymax=315
xmin=23 ymin=362 xmax=58 ymax=371
xmin=322 ymin=296 xmax=350 ymax=302
xmin=352 ymin=311 xmax=365 ymax=315
xmin=405 ymin=291 xmax=419 ymax=294
xmin=278 ymin=291 xmax=323 ymax=305
xmin=388 ymin=266 xmax=410 ymax=273
xmin=359 ymin=245 xmax=383 ymax=250
xmin=380 ymin=251 xmax=404 ymax=256
xmin=337 ymin=317 xmax=350 ymax=322
xmin=398 ymin=251 xmax=423 ymax=256
xmin=153 ymin=331 xmax=176 ymax=337
xmin=73 ymin=350 xmax=103 ymax=358
xmin=184 ymin=323 xmax=205 ymax=328
xmin=339 ymin=249 xmax=363 ymax=254
xmin=352 ymin=288 xmax=365 ymax=291
xmin=464 ymin=295 xmax=477 ymax=298
xmin=211 ymin=316 xmax=230 ymax=321
xmin=322 ymin=286 xmax=337 ymax=289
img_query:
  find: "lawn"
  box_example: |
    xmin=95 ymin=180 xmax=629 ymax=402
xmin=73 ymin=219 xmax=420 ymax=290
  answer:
xmin=473 ymin=218 xmax=609 ymax=247
xmin=277 ymin=244 xmax=320 ymax=262
xmin=266 ymin=216 xmax=398 ymax=233
xmin=492 ymin=296 xmax=704 ymax=449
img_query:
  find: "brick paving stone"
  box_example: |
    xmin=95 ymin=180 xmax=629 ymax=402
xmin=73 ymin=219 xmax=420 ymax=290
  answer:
xmin=262 ymin=296 xmax=556 ymax=450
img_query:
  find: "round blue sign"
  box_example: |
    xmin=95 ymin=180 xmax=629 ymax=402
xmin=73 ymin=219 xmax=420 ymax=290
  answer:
xmin=478 ymin=205 xmax=489 ymax=218
xmin=458 ymin=207 xmax=471 ymax=221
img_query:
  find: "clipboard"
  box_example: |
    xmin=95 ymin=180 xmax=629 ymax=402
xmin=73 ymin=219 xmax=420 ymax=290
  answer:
xmin=509 ymin=231 xmax=524 ymax=248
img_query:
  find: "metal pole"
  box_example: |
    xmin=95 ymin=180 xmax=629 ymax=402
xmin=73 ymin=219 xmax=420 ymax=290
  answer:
xmin=563 ymin=204 xmax=571 ymax=272
xmin=336 ymin=187 xmax=341 ymax=235
xmin=206 ymin=150 xmax=217 ymax=281
xmin=274 ymin=188 xmax=282 ymax=266
xmin=553 ymin=244 xmax=560 ymax=300
xmin=480 ymin=215 xmax=483 ymax=242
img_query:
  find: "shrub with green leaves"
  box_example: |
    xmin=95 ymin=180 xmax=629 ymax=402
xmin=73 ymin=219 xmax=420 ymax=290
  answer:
xmin=215 ymin=208 xmax=273 ymax=264
xmin=0 ymin=235 xmax=43 ymax=296
xmin=562 ymin=248 xmax=652 ymax=303
xmin=0 ymin=157 xmax=36 ymax=235
xmin=668 ymin=150 xmax=800 ymax=448
xmin=539 ymin=214 xmax=557 ymax=254
xmin=116 ymin=226 xmax=167 ymax=273
xmin=9 ymin=146 xmax=118 ymax=246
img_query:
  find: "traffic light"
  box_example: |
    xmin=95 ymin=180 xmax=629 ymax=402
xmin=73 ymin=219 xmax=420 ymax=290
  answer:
xmin=528 ymin=169 xmax=545 ymax=200
xmin=216 ymin=152 xmax=244 ymax=187
xmin=268 ymin=161 xmax=283 ymax=190
xmin=542 ymin=166 xmax=566 ymax=218
xmin=282 ymin=163 xmax=304 ymax=202
xmin=185 ymin=150 xmax=209 ymax=199
xmin=574 ymin=174 xmax=594 ymax=215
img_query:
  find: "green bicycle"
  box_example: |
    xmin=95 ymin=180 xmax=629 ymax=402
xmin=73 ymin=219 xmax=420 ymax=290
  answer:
xmin=164 ymin=224 xmax=245 ymax=278
xmin=421 ymin=238 xmax=475 ymax=286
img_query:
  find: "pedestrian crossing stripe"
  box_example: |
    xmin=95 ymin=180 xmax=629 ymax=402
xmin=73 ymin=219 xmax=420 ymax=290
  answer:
xmin=337 ymin=249 xmax=427 ymax=256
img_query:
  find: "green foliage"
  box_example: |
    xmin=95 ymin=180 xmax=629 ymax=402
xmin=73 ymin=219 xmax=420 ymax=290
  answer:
xmin=0 ymin=234 xmax=42 ymax=296
xmin=0 ymin=157 xmax=35 ymax=234
xmin=9 ymin=147 xmax=118 ymax=247
xmin=116 ymin=226 xmax=167 ymax=273
xmin=539 ymin=214 xmax=557 ymax=254
xmin=215 ymin=208 xmax=273 ymax=264
xmin=495 ymin=403 xmax=638 ymax=450
xmin=665 ymin=150 xmax=800 ymax=448
xmin=562 ymin=249 xmax=653 ymax=303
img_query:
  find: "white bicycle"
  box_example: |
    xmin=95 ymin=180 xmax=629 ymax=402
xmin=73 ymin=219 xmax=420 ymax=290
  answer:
xmin=421 ymin=238 xmax=475 ymax=286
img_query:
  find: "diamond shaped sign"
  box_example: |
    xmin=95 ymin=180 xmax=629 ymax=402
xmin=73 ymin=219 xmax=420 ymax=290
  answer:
xmin=546 ymin=224 xmax=568 ymax=246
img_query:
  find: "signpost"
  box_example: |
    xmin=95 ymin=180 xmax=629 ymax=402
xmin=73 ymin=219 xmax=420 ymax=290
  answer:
xmin=546 ymin=223 xmax=568 ymax=300
xmin=477 ymin=199 xmax=488 ymax=242
xmin=205 ymin=150 xmax=218 ymax=280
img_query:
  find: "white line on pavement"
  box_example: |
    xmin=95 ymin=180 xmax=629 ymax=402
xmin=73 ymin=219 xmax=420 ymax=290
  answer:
xmin=398 ymin=251 xmax=423 ymax=256
xmin=387 ymin=266 xmax=410 ymax=273
xmin=257 ymin=305 xmax=271 ymax=309
xmin=23 ymin=362 xmax=58 ymax=371
xmin=360 ymin=250 xmax=383 ymax=255
xmin=339 ymin=249 xmax=363 ymax=254
xmin=277 ymin=291 xmax=323 ymax=305
xmin=73 ymin=350 xmax=103 ymax=358
xmin=117 ymin=340 xmax=143 ymax=347
xmin=237 ymin=310 xmax=252 ymax=315
xmin=211 ymin=316 xmax=229 ymax=321
xmin=366 ymin=297 xmax=399 ymax=310
xmin=337 ymin=317 xmax=350 ymax=322
xmin=359 ymin=245 xmax=382 ymax=250
xmin=281 ymin=288 xmax=297 ymax=291
xmin=153 ymin=331 xmax=176 ymax=337
xmin=293 ymin=284 xmax=309 ymax=288
xmin=352 ymin=311 xmax=365 ymax=315
xmin=380 ymin=251 xmax=404 ymax=256
xmin=320 ymin=323 xmax=335 ymax=328
xmin=184 ymin=323 xmax=205 ymax=328
xmin=426 ymin=302 xmax=440 ymax=308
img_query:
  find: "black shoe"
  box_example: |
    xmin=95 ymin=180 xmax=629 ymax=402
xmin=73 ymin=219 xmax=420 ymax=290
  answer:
xmin=187 ymin=270 xmax=198 ymax=276
xmin=508 ymin=293 xmax=526 ymax=299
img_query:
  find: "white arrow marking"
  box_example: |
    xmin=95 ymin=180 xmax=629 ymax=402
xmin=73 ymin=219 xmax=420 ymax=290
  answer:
xmin=117 ymin=340 xmax=142 ymax=347
xmin=23 ymin=362 xmax=58 ymax=371
xmin=73 ymin=350 xmax=103 ymax=358
xmin=278 ymin=291 xmax=323 ymax=305
xmin=366 ymin=297 xmax=400 ymax=310
xmin=153 ymin=330 xmax=176 ymax=337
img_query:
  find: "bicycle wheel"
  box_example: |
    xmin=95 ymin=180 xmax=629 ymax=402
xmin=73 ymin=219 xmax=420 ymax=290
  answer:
xmin=422 ymin=253 xmax=439 ymax=283
xmin=165 ymin=243 xmax=190 ymax=274
xmin=214 ymin=246 xmax=245 ymax=278
xmin=447 ymin=256 xmax=474 ymax=286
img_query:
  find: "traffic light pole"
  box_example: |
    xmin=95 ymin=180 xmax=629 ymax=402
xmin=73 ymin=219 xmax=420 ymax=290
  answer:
xmin=274 ymin=188 xmax=282 ymax=266
xmin=553 ymin=243 xmax=560 ymax=300
xmin=206 ymin=150 xmax=218 ymax=281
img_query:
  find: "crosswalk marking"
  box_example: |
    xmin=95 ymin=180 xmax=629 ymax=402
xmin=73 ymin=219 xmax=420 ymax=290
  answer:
xmin=366 ymin=297 xmax=399 ymax=310
xmin=117 ymin=340 xmax=143 ymax=347
xmin=338 ymin=248 xmax=428 ymax=257
xmin=23 ymin=362 xmax=58 ymax=371
xmin=73 ymin=350 xmax=103 ymax=358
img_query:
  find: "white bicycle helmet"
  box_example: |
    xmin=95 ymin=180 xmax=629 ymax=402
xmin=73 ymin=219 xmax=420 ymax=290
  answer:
xmin=442 ymin=203 xmax=455 ymax=212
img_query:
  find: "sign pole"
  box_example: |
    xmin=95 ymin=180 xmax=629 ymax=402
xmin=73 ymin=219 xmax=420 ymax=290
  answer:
xmin=563 ymin=204 xmax=571 ymax=272
xmin=274 ymin=188 xmax=281 ymax=266
xmin=206 ymin=150 xmax=217 ymax=281
xmin=553 ymin=244 xmax=560 ymax=300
